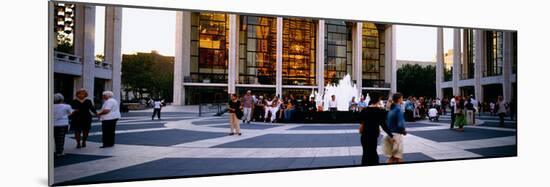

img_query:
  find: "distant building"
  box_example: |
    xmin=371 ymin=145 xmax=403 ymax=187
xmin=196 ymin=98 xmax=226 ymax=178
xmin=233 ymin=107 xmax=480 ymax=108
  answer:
xmin=397 ymin=60 xmax=436 ymax=68
xmin=435 ymin=29 xmax=517 ymax=104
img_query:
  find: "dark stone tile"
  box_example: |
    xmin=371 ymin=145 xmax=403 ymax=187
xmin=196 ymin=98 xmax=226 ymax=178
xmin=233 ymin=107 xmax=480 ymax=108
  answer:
xmin=87 ymin=123 xmax=166 ymax=133
xmin=211 ymin=124 xmax=279 ymax=130
xmin=404 ymin=122 xmax=442 ymax=128
xmin=409 ymin=128 xmax=516 ymax=142
xmin=54 ymin=154 xmax=111 ymax=168
xmin=192 ymin=119 xmax=228 ymax=125
xmin=466 ymin=145 xmax=517 ymax=157
xmin=86 ymin=129 xmax=228 ymax=146
xmin=214 ymin=133 xmax=365 ymax=148
xmin=480 ymin=121 xmax=517 ymax=129
xmin=289 ymin=125 xmax=358 ymax=130
xmin=60 ymin=154 xmax=435 ymax=185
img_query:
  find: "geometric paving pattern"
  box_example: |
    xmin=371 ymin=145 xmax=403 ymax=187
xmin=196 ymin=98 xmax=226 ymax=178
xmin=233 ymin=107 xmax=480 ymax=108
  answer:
xmin=53 ymin=112 xmax=517 ymax=185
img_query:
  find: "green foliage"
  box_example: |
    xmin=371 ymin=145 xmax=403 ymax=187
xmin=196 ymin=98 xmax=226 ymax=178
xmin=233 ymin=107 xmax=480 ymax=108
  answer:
xmin=55 ymin=34 xmax=73 ymax=53
xmin=396 ymin=64 xmax=436 ymax=98
xmin=121 ymin=52 xmax=174 ymax=102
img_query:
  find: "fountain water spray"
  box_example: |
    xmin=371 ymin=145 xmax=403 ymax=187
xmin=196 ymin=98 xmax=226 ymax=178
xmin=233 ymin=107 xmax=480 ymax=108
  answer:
xmin=309 ymin=74 xmax=369 ymax=111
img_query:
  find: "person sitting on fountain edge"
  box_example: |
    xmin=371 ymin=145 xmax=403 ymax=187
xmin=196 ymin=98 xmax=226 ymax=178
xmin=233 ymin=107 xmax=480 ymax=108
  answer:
xmin=329 ymin=95 xmax=338 ymax=120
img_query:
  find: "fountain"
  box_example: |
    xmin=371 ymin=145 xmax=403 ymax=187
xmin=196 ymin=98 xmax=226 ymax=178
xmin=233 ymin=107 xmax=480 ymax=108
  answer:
xmin=309 ymin=74 xmax=370 ymax=111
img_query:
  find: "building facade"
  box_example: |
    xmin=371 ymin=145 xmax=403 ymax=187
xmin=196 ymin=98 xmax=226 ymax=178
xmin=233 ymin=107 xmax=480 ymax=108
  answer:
xmin=52 ymin=3 xmax=122 ymax=104
xmin=435 ymin=28 xmax=517 ymax=104
xmin=173 ymin=12 xmax=397 ymax=105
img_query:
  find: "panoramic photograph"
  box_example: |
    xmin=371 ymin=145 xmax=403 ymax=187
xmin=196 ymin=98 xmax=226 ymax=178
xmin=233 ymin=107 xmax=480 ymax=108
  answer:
xmin=50 ymin=1 xmax=517 ymax=185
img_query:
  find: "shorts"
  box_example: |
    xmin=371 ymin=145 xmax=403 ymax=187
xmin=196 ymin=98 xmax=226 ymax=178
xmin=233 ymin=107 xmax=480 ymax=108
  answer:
xmin=383 ymin=134 xmax=404 ymax=159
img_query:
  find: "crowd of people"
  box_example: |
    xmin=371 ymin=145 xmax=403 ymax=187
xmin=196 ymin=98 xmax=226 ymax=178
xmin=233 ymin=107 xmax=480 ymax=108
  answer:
xmin=399 ymin=94 xmax=513 ymax=131
xmin=227 ymin=90 xmax=408 ymax=165
xmin=230 ymin=90 xmax=379 ymax=126
xmin=52 ymin=89 xmax=121 ymax=157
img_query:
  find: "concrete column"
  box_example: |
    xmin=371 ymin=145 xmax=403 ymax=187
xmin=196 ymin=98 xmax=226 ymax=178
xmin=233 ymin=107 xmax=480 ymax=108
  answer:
xmin=316 ymin=20 xmax=325 ymax=93
xmin=353 ymin=22 xmax=363 ymax=96
xmin=462 ymin=29 xmax=469 ymax=79
xmin=74 ymin=4 xmax=96 ymax=100
xmin=104 ymin=6 xmax=123 ymax=102
xmin=452 ymin=28 xmax=461 ymax=96
xmin=385 ymin=25 xmax=397 ymax=94
xmin=173 ymin=11 xmax=191 ymax=105
xmin=228 ymin=14 xmax=238 ymax=94
xmin=474 ymin=30 xmax=484 ymax=103
xmin=502 ymin=31 xmax=513 ymax=103
xmin=435 ymin=27 xmax=444 ymax=99
xmin=276 ymin=17 xmax=283 ymax=97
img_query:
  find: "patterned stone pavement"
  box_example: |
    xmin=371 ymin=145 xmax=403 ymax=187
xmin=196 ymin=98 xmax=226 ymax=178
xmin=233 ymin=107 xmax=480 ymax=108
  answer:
xmin=53 ymin=112 xmax=517 ymax=185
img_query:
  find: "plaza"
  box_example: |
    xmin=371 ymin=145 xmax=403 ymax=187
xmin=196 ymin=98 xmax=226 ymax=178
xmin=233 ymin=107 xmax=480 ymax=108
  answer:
xmin=50 ymin=2 xmax=518 ymax=186
xmin=53 ymin=106 xmax=516 ymax=185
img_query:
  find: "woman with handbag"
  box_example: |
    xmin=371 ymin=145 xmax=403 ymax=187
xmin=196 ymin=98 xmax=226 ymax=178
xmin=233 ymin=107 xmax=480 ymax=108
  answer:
xmin=228 ymin=94 xmax=242 ymax=136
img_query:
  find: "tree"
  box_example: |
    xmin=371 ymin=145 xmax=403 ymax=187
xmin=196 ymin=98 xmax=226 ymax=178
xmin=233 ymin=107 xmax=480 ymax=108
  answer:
xmin=121 ymin=51 xmax=174 ymax=102
xmin=396 ymin=64 xmax=436 ymax=98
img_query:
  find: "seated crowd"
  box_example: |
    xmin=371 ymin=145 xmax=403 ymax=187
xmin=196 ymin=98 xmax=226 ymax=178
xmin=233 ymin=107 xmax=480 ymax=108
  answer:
xmin=237 ymin=90 xmax=373 ymax=123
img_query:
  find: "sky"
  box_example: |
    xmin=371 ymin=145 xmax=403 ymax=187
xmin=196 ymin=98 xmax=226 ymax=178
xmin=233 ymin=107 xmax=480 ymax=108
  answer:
xmin=95 ymin=7 xmax=455 ymax=61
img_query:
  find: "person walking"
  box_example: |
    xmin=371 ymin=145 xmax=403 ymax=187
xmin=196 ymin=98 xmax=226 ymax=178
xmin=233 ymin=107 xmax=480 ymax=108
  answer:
xmin=359 ymin=95 xmax=393 ymax=166
xmin=449 ymin=96 xmax=456 ymax=129
xmin=453 ymin=96 xmax=467 ymax=132
xmin=70 ymin=89 xmax=97 ymax=148
xmin=53 ymin=93 xmax=73 ymax=156
xmin=496 ymin=96 xmax=508 ymax=127
xmin=242 ymin=90 xmax=254 ymax=124
xmin=228 ymin=94 xmax=242 ymax=135
xmin=151 ymin=98 xmax=163 ymax=120
xmin=97 ymin=91 xmax=121 ymax=148
xmin=384 ymin=93 xmax=406 ymax=164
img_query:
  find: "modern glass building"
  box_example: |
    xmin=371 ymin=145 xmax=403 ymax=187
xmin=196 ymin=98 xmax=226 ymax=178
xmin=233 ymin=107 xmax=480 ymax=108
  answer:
xmin=435 ymin=28 xmax=517 ymax=104
xmin=173 ymin=11 xmax=397 ymax=105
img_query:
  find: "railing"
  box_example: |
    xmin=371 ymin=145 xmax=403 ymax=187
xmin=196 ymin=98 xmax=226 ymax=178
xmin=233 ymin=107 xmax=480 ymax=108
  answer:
xmin=198 ymin=103 xmax=228 ymax=117
xmin=54 ymin=51 xmax=82 ymax=64
xmin=54 ymin=51 xmax=112 ymax=69
xmin=95 ymin=60 xmax=112 ymax=69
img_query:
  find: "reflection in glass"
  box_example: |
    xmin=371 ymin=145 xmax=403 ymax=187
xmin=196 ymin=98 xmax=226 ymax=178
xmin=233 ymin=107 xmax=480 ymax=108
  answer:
xmin=362 ymin=23 xmax=385 ymax=87
xmin=282 ymin=18 xmax=317 ymax=86
xmin=239 ymin=16 xmax=277 ymax=85
xmin=485 ymin=31 xmax=503 ymax=77
xmin=190 ymin=13 xmax=229 ymax=83
xmin=324 ymin=20 xmax=353 ymax=85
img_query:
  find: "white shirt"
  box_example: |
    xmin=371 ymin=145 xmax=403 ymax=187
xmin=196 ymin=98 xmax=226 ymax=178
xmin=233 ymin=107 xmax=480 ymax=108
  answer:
xmin=153 ymin=101 xmax=162 ymax=109
xmin=428 ymin=108 xmax=438 ymax=117
xmin=328 ymin=100 xmax=338 ymax=108
xmin=471 ymin=98 xmax=478 ymax=108
xmin=100 ymin=98 xmax=121 ymax=121
xmin=53 ymin=104 xmax=72 ymax=127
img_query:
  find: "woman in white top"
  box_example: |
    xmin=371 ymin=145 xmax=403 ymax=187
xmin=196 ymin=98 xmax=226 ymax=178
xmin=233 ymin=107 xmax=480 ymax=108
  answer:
xmin=53 ymin=93 xmax=73 ymax=156
xmin=151 ymin=99 xmax=163 ymax=120
xmin=97 ymin=91 xmax=121 ymax=148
